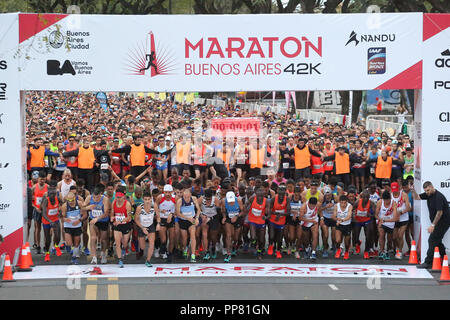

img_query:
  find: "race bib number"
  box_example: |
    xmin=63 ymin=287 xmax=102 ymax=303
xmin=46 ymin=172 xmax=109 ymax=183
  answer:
xmin=267 ymin=161 xmax=274 ymax=167
xmin=228 ymin=211 xmax=239 ymax=218
xmin=36 ymin=197 xmax=43 ymax=205
xmin=100 ymin=163 xmax=109 ymax=170
xmin=275 ymin=209 xmax=285 ymax=214
xmin=370 ymin=167 xmax=375 ymax=174
xmin=140 ymin=213 xmax=154 ymax=226
xmin=48 ymin=208 xmax=58 ymax=216
xmin=70 ymin=157 xmax=76 ymax=163
xmin=44 ymin=159 xmax=49 ymax=167
xmin=356 ymin=210 xmax=367 ymax=217
xmin=115 ymin=215 xmax=125 ymax=223
xmin=92 ymin=209 xmax=103 ymax=218
xmin=283 ymin=162 xmax=289 ymax=169
xmin=252 ymin=208 xmax=262 ymax=217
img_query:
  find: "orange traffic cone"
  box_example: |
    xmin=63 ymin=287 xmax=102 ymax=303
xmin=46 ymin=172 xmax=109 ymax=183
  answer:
xmin=439 ymin=255 xmax=450 ymax=282
xmin=25 ymin=242 xmax=35 ymax=267
xmin=17 ymin=245 xmax=32 ymax=272
xmin=2 ymin=255 xmax=15 ymax=282
xmin=408 ymin=240 xmax=418 ymax=264
xmin=431 ymin=247 xmax=442 ymax=273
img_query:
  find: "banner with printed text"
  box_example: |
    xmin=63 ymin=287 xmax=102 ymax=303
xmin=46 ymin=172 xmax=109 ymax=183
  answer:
xmin=17 ymin=12 xmax=422 ymax=92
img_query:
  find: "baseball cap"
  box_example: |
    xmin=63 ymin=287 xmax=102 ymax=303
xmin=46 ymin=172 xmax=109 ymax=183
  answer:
xmin=226 ymin=191 xmax=236 ymax=203
xmin=32 ymin=171 xmax=40 ymax=179
xmin=323 ymin=186 xmax=332 ymax=194
xmin=163 ymin=184 xmax=173 ymax=192
xmin=391 ymin=182 xmax=399 ymax=192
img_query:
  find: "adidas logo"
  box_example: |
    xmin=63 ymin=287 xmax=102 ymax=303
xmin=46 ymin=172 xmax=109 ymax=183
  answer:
xmin=436 ymin=49 xmax=450 ymax=68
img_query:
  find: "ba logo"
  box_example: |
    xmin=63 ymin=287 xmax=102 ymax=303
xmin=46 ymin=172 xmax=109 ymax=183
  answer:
xmin=435 ymin=49 xmax=450 ymax=68
xmin=47 ymin=60 xmax=76 ymax=75
xmin=124 ymin=31 xmax=176 ymax=77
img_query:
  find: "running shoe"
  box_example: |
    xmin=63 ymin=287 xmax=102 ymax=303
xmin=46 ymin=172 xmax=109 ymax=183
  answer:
xmin=384 ymin=252 xmax=391 ymax=260
xmin=131 ymin=241 xmax=136 ymax=252
xmin=36 ymin=247 xmax=41 ymax=255
xmin=355 ymin=241 xmax=361 ymax=254
xmin=224 ymin=255 xmax=231 ymax=263
xmin=310 ymin=251 xmax=317 ymax=260
xmin=101 ymin=253 xmax=107 ymax=264
xmin=190 ymin=254 xmax=196 ymax=263
xmin=211 ymin=252 xmax=217 ymax=259
xmin=335 ymin=248 xmax=342 ymax=259
xmin=183 ymin=248 xmax=188 ymax=258
xmin=60 ymin=243 xmax=65 ymax=250
xmin=51 ymin=247 xmax=56 ymax=255
xmin=267 ymin=244 xmax=274 ymax=256
xmin=295 ymin=251 xmax=300 ymax=259
xmin=222 ymin=248 xmax=227 ymax=256
xmin=72 ymin=257 xmax=79 ymax=265
xmin=145 ymin=260 xmax=152 ymax=267
xmin=83 ymin=247 xmax=90 ymax=256
xmin=343 ymin=251 xmax=349 ymax=260
xmin=395 ymin=250 xmax=402 ymax=260
xmin=44 ymin=252 xmax=50 ymax=262
xmin=121 ymin=249 xmax=126 ymax=258
xmin=282 ymin=245 xmax=288 ymax=254
xmin=66 ymin=245 xmax=72 ymax=253
xmin=32 ymin=243 xmax=38 ymax=250
xmin=91 ymin=256 xmax=97 ymax=264
xmin=162 ymin=253 xmax=168 ymax=259
xmin=154 ymin=248 xmax=160 ymax=258
xmin=322 ymin=250 xmax=329 ymax=258
xmin=118 ymin=259 xmax=124 ymax=268
xmin=363 ymin=251 xmax=370 ymax=259
xmin=203 ymin=252 xmax=211 ymax=261
xmin=287 ymin=247 xmax=292 ymax=256
xmin=231 ymin=248 xmax=237 ymax=256
xmin=378 ymin=252 xmax=386 ymax=260
xmin=55 ymin=246 xmax=62 ymax=257
xmin=199 ymin=243 xmax=204 ymax=252
xmin=276 ymin=250 xmax=282 ymax=259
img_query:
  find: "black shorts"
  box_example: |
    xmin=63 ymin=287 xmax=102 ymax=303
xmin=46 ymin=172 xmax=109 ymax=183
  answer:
xmin=27 ymin=208 xmax=33 ymax=220
xmin=235 ymin=164 xmax=250 ymax=172
xmin=204 ymin=214 xmax=221 ymax=231
xmin=64 ymin=227 xmax=82 ymax=237
xmin=193 ymin=165 xmax=207 ymax=173
xmin=395 ymin=220 xmax=409 ymax=228
xmin=67 ymin=166 xmax=78 ymax=177
xmin=225 ymin=216 xmax=243 ymax=228
xmin=381 ymin=225 xmax=394 ymax=234
xmin=179 ymin=218 xmax=196 ymax=231
xmin=352 ymin=167 xmax=366 ymax=177
xmin=160 ymin=217 xmax=175 ymax=228
xmin=138 ymin=224 xmax=156 ymax=237
xmin=391 ymin=167 xmax=403 ymax=179
xmin=324 ymin=170 xmax=333 ymax=176
xmin=336 ymin=224 xmax=352 ymax=236
xmin=324 ymin=217 xmax=336 ymax=227
xmin=89 ymin=218 xmax=109 ymax=231
xmin=302 ymin=225 xmax=313 ymax=232
xmin=32 ymin=208 xmax=42 ymax=222
xmin=286 ymin=215 xmax=297 ymax=226
xmin=113 ymin=222 xmax=132 ymax=234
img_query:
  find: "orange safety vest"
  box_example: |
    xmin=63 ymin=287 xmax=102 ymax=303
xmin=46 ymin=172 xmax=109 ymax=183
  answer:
xmin=130 ymin=144 xmax=146 ymax=167
xmin=375 ymin=156 xmax=392 ymax=179
xmin=193 ymin=144 xmax=207 ymax=166
xmin=66 ymin=143 xmax=78 ymax=167
xmin=335 ymin=152 xmax=350 ymax=175
xmin=249 ymin=146 xmax=264 ymax=169
xmin=323 ymin=148 xmax=335 ymax=172
xmin=30 ymin=146 xmax=45 ymax=168
xmin=216 ymin=149 xmax=232 ymax=170
xmin=294 ymin=146 xmax=311 ymax=170
xmin=78 ymin=147 xmax=96 ymax=169
xmin=311 ymin=155 xmax=324 ymax=175
xmin=176 ymin=142 xmax=191 ymax=165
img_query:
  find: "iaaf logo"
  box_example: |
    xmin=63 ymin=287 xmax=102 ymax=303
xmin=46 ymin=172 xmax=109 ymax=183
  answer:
xmin=124 ymin=31 xmax=177 ymax=77
xmin=345 ymin=30 xmax=395 ymax=46
xmin=436 ymin=49 xmax=450 ymax=68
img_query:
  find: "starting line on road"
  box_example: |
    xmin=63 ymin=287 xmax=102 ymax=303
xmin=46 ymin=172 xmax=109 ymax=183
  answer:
xmin=12 ymin=264 xmax=433 ymax=280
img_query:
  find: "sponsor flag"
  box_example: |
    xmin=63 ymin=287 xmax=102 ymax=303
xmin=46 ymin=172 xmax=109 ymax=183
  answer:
xmin=95 ymin=92 xmax=108 ymax=112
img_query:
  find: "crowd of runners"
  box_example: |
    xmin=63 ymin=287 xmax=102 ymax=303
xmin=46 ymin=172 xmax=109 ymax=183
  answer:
xmin=26 ymin=91 xmax=416 ymax=267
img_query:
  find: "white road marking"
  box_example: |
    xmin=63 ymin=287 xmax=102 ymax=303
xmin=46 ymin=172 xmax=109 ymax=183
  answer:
xmin=328 ymin=284 xmax=339 ymax=291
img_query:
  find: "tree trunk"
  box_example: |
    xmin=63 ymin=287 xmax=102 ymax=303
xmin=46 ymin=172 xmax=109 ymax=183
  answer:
xmin=352 ymin=90 xmax=362 ymax=123
xmin=339 ymin=91 xmax=349 ymax=115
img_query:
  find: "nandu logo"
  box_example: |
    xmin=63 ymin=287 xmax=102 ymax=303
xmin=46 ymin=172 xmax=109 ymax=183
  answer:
xmin=185 ymin=36 xmax=322 ymax=59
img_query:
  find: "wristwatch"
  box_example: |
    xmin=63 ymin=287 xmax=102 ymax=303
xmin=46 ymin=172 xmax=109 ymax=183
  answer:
xmin=431 ymin=223 xmax=435 ymax=227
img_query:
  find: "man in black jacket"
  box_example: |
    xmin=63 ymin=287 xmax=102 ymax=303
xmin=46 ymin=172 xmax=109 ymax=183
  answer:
xmin=411 ymin=181 xmax=450 ymax=268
